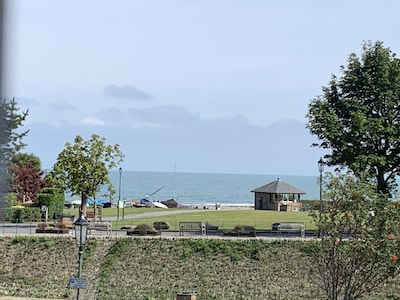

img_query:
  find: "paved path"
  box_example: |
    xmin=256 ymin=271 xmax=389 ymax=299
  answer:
xmin=0 ymin=208 xmax=213 ymax=236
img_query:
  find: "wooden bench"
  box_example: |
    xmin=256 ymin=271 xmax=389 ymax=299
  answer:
xmin=272 ymin=222 xmax=305 ymax=237
xmin=86 ymin=211 xmax=95 ymax=221
xmin=89 ymin=221 xmax=112 ymax=234
xmin=179 ymin=221 xmax=207 ymax=236
xmin=86 ymin=209 xmax=103 ymax=222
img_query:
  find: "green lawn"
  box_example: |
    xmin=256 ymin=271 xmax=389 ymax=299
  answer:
xmin=64 ymin=207 xmax=316 ymax=231
xmin=127 ymin=210 xmax=316 ymax=231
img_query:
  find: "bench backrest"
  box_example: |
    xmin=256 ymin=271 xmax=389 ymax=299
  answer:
xmin=179 ymin=221 xmax=205 ymax=230
xmin=273 ymin=222 xmax=305 ymax=230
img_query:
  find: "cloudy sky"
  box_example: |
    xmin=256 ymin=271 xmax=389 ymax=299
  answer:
xmin=4 ymin=0 xmax=400 ymax=175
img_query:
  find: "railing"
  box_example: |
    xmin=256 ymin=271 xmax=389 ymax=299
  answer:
xmin=0 ymin=219 xmax=311 ymax=238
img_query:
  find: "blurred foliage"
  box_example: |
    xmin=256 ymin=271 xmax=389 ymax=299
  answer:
xmin=309 ymin=172 xmax=400 ymax=300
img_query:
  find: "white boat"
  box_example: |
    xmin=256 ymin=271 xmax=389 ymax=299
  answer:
xmin=140 ymin=198 xmax=169 ymax=209
xmin=152 ymin=202 xmax=168 ymax=209
xmin=139 ymin=186 xmax=169 ymax=208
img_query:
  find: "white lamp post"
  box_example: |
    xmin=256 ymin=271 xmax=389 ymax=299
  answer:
xmin=74 ymin=214 xmax=89 ymax=300
xmin=120 ymin=167 xmax=124 ymax=220
xmin=117 ymin=167 xmax=122 ymax=220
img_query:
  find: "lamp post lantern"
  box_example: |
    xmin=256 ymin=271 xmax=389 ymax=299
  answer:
xmin=117 ymin=167 xmax=122 ymax=220
xmin=318 ymin=157 xmax=325 ymax=212
xmin=73 ymin=213 xmax=89 ymax=300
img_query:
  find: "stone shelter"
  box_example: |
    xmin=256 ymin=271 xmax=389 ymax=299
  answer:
xmin=251 ymin=178 xmax=305 ymax=212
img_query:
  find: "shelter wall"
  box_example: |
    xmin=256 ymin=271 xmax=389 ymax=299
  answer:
xmin=254 ymin=193 xmax=276 ymax=210
xmin=254 ymin=192 xmax=302 ymax=211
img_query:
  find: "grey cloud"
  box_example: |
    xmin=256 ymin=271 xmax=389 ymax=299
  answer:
xmin=128 ymin=105 xmax=200 ymax=126
xmin=16 ymin=97 xmax=39 ymax=107
xmin=104 ymin=84 xmax=153 ymax=100
xmin=23 ymin=117 xmax=321 ymax=175
xmin=49 ymin=100 xmax=77 ymax=110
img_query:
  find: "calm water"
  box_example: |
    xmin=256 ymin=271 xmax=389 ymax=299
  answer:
xmin=87 ymin=171 xmax=321 ymax=207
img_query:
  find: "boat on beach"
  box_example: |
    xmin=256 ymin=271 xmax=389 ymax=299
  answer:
xmin=138 ymin=186 xmax=169 ymax=208
xmin=161 ymin=198 xmax=178 ymax=208
xmin=140 ymin=198 xmax=169 ymax=209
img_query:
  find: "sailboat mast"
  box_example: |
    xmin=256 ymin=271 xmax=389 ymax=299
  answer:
xmin=173 ymin=152 xmax=177 ymax=200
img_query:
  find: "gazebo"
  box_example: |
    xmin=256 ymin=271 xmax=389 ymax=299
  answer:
xmin=251 ymin=178 xmax=305 ymax=212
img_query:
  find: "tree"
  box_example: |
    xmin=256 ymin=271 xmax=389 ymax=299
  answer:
xmin=0 ymin=98 xmax=29 ymax=219
xmin=306 ymin=41 xmax=400 ymax=196
xmin=310 ymin=172 xmax=400 ymax=300
xmin=10 ymin=153 xmax=46 ymax=203
xmin=47 ymin=134 xmax=124 ymax=216
xmin=0 ymin=98 xmax=29 ymax=162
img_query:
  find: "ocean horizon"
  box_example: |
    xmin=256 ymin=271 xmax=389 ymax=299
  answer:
xmin=65 ymin=171 xmax=321 ymax=207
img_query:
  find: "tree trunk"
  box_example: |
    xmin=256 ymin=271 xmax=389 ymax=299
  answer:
xmin=376 ymin=169 xmax=389 ymax=196
xmin=80 ymin=192 xmax=87 ymax=217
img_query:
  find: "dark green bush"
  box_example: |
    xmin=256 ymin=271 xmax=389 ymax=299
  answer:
xmin=6 ymin=207 xmax=41 ymax=223
xmin=37 ymin=188 xmax=65 ymax=220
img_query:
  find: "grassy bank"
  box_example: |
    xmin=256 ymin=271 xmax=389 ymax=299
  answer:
xmin=0 ymin=236 xmax=399 ymax=299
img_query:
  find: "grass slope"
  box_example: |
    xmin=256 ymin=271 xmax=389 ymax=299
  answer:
xmin=0 ymin=236 xmax=399 ymax=299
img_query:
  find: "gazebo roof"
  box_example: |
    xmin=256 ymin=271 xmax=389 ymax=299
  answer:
xmin=251 ymin=178 xmax=306 ymax=194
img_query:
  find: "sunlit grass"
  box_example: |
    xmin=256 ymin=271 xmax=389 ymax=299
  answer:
xmin=64 ymin=206 xmax=316 ymax=231
xmin=114 ymin=209 xmax=315 ymax=231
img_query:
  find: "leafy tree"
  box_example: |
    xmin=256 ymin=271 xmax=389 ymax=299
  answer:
xmin=11 ymin=152 xmax=41 ymax=169
xmin=309 ymin=172 xmax=400 ymax=300
xmin=306 ymin=41 xmax=400 ymax=196
xmin=0 ymin=98 xmax=29 ymax=218
xmin=47 ymin=134 xmax=124 ymax=215
xmin=10 ymin=153 xmax=46 ymax=203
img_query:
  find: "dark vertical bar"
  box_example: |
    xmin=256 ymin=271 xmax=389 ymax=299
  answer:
xmin=0 ymin=0 xmax=4 ymax=96
xmin=0 ymin=0 xmax=6 ymax=222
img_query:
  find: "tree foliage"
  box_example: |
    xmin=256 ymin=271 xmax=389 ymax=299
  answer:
xmin=310 ymin=172 xmax=400 ymax=300
xmin=0 ymin=98 xmax=29 ymax=217
xmin=10 ymin=153 xmax=46 ymax=203
xmin=306 ymin=41 xmax=400 ymax=195
xmin=0 ymin=98 xmax=29 ymax=163
xmin=37 ymin=187 xmax=65 ymax=221
xmin=47 ymin=134 xmax=124 ymax=215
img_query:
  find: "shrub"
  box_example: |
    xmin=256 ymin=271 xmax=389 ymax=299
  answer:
xmin=36 ymin=222 xmax=54 ymax=230
xmin=135 ymin=223 xmax=157 ymax=234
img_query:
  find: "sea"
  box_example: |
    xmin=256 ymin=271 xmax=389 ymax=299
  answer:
xmin=65 ymin=171 xmax=321 ymax=207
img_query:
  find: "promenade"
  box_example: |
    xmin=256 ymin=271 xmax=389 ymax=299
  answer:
xmin=0 ymin=209 xmax=211 ymax=236
xmin=0 ymin=207 xmax=313 ymax=238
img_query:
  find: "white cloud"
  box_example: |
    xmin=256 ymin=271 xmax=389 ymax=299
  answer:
xmin=81 ymin=117 xmax=105 ymax=126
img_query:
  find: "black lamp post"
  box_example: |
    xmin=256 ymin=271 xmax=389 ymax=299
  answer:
xmin=117 ymin=167 xmax=122 ymax=220
xmin=318 ymin=157 xmax=325 ymax=213
xmin=73 ymin=214 xmax=89 ymax=300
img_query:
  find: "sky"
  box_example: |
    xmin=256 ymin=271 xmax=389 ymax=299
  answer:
xmin=3 ymin=0 xmax=400 ymax=176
